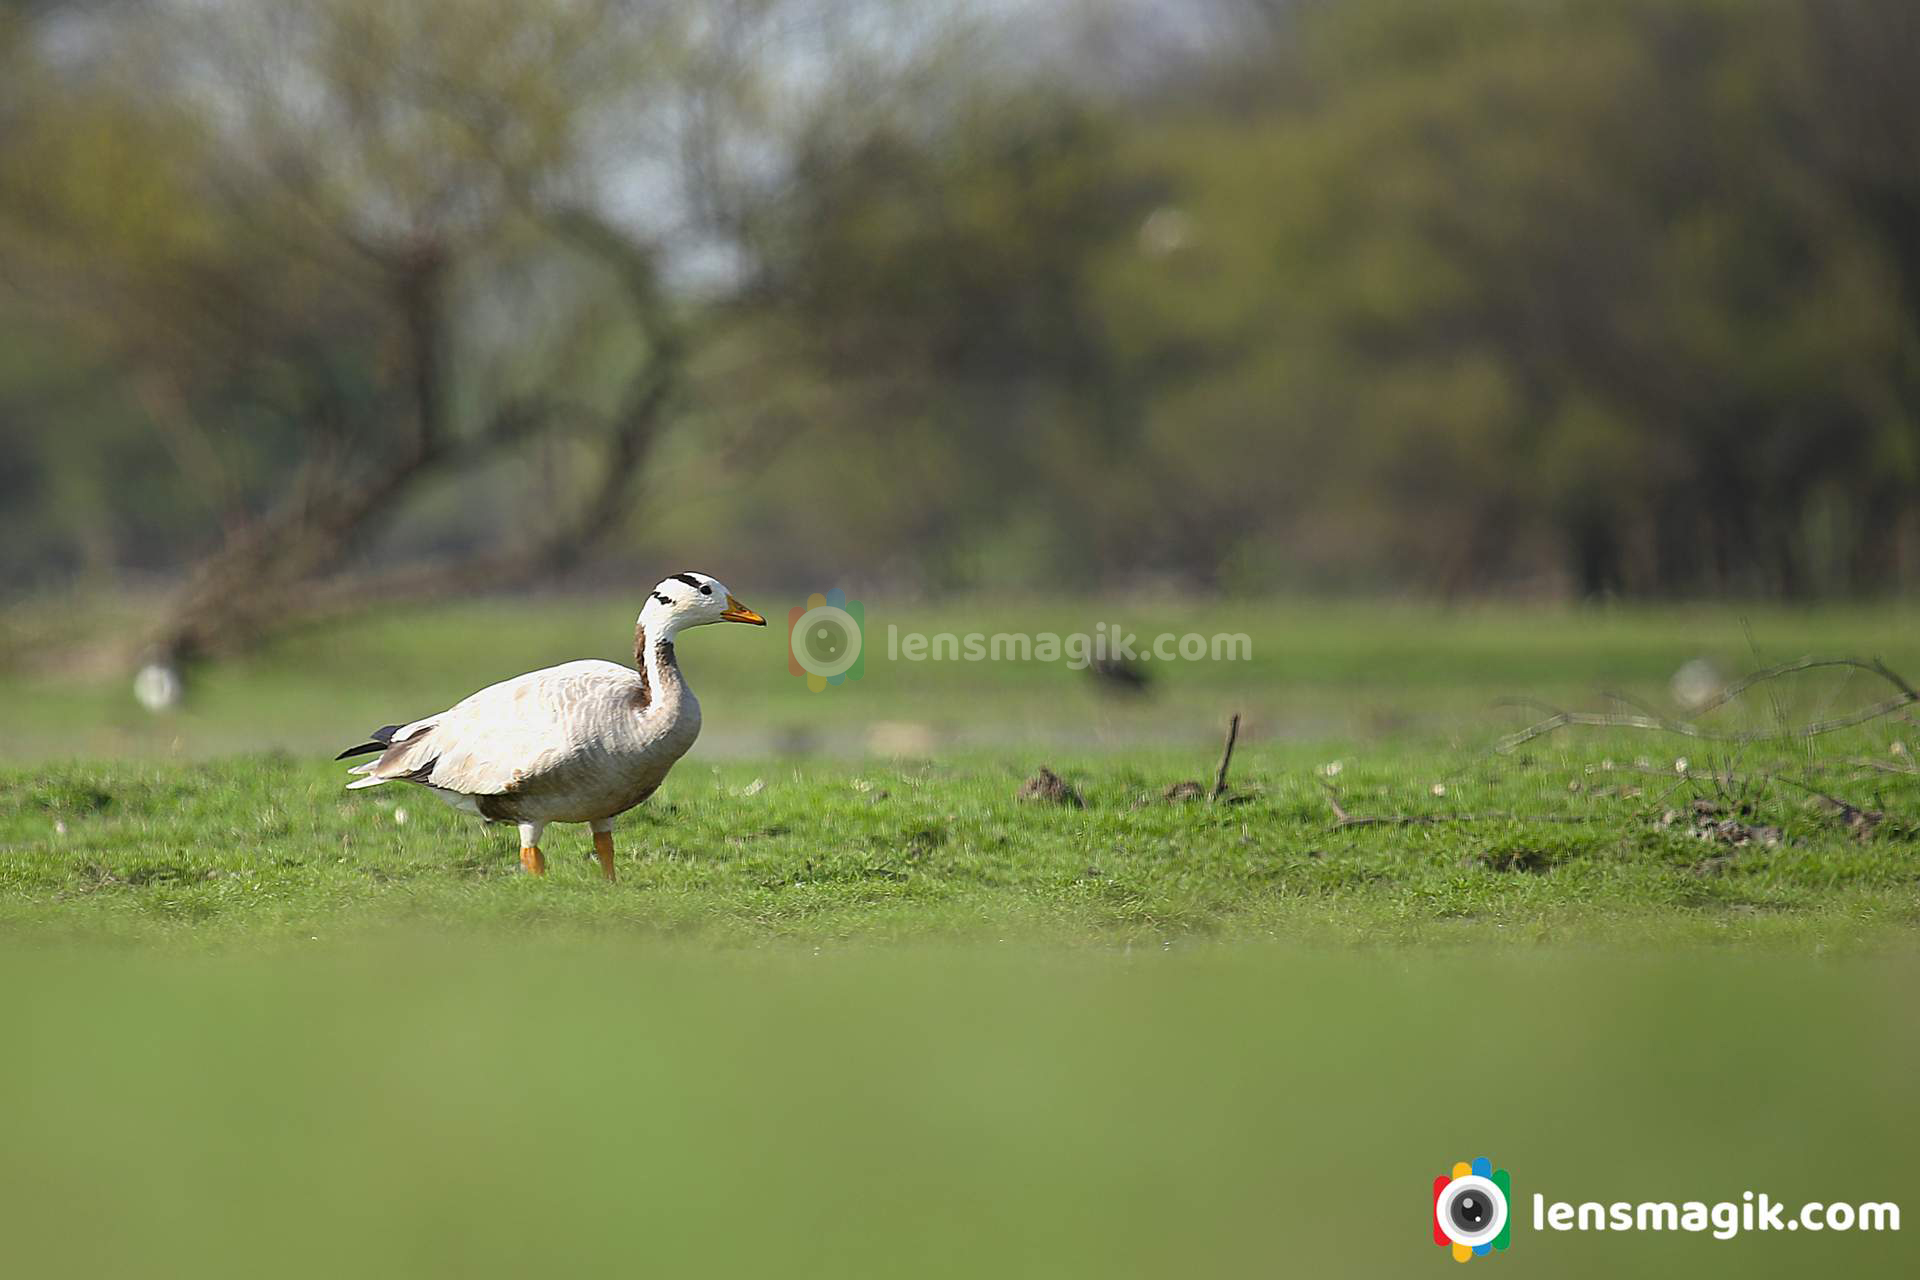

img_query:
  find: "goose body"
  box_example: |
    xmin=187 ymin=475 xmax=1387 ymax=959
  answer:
xmin=337 ymin=573 xmax=765 ymax=878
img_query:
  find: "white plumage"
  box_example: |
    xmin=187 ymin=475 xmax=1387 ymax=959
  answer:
xmin=337 ymin=572 xmax=765 ymax=879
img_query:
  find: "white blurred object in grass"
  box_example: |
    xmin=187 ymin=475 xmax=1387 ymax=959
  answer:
xmin=132 ymin=661 xmax=183 ymax=712
xmin=1670 ymin=657 xmax=1725 ymax=712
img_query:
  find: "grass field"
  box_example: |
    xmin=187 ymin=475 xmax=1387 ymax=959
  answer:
xmin=7 ymin=593 xmax=1920 ymax=759
xmin=5 ymin=595 xmax=1917 ymax=947
xmin=3 ymin=741 xmax=1918 ymax=949
xmin=4 ymin=597 xmax=1918 ymax=1275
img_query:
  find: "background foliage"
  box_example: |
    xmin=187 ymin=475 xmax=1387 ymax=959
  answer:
xmin=2 ymin=0 xmax=1917 ymax=635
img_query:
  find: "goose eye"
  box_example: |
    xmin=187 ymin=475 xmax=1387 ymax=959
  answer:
xmin=700 ymin=585 xmax=713 ymax=595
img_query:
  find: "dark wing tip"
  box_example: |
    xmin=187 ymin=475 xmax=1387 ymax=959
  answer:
xmin=334 ymin=725 xmax=404 ymax=761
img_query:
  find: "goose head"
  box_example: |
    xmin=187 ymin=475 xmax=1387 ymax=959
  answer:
xmin=639 ymin=571 xmax=766 ymax=639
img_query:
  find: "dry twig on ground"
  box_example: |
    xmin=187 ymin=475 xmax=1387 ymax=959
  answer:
xmin=1209 ymin=714 xmax=1241 ymax=805
xmin=1315 ymin=781 xmax=1599 ymax=831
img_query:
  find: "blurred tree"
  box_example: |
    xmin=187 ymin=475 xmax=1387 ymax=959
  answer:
xmin=728 ymin=0 xmax=1920 ymax=598
xmin=1091 ymin=0 xmax=1920 ymax=596
xmin=749 ymin=92 xmax=1148 ymax=587
xmin=0 ymin=0 xmax=884 ymax=664
xmin=1791 ymin=0 xmax=1920 ymax=587
xmin=5 ymin=0 xmax=1919 ymax=627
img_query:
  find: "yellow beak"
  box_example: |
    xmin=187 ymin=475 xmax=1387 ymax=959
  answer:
xmin=720 ymin=595 xmax=766 ymax=626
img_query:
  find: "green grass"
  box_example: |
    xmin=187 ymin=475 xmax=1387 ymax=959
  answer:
xmin=4 ymin=598 xmax=1920 ymax=1275
xmin=4 ymin=596 xmax=1918 ymax=947
xmin=4 ymin=737 xmax=1916 ymax=949
xmin=6 ymin=593 xmax=1920 ymax=759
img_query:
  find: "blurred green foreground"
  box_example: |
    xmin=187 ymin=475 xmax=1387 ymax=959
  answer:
xmin=1 ymin=942 xmax=1912 ymax=1278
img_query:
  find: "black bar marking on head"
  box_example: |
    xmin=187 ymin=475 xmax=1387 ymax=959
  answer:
xmin=670 ymin=573 xmax=704 ymax=589
xmin=652 ymin=591 xmax=674 ymax=605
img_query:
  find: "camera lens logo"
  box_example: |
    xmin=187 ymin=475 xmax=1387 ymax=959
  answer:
xmin=1432 ymin=1157 xmax=1510 ymax=1263
xmin=787 ymin=589 xmax=864 ymax=692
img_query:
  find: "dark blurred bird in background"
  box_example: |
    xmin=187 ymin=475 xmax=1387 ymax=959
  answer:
xmin=1087 ymin=656 xmax=1152 ymax=697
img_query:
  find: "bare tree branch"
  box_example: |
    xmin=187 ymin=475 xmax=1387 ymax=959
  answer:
xmin=1493 ymin=656 xmax=1920 ymax=753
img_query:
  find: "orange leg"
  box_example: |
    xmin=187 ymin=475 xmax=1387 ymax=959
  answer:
xmin=520 ymin=845 xmax=547 ymax=876
xmin=593 ymin=830 xmax=617 ymax=882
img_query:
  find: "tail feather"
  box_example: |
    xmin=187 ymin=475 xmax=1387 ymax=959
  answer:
xmin=340 ymin=720 xmax=438 ymax=792
xmin=333 ymin=724 xmax=403 ymax=761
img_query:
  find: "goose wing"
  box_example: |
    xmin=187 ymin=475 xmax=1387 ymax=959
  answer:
xmin=347 ymin=660 xmax=643 ymax=797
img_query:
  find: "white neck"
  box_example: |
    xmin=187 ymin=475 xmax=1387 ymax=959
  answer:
xmin=643 ymin=635 xmax=677 ymax=694
xmin=633 ymin=606 xmax=692 ymax=710
xmin=637 ymin=606 xmax=686 ymax=642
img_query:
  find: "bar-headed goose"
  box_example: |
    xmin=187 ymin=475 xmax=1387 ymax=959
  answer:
xmin=335 ymin=572 xmax=766 ymax=880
